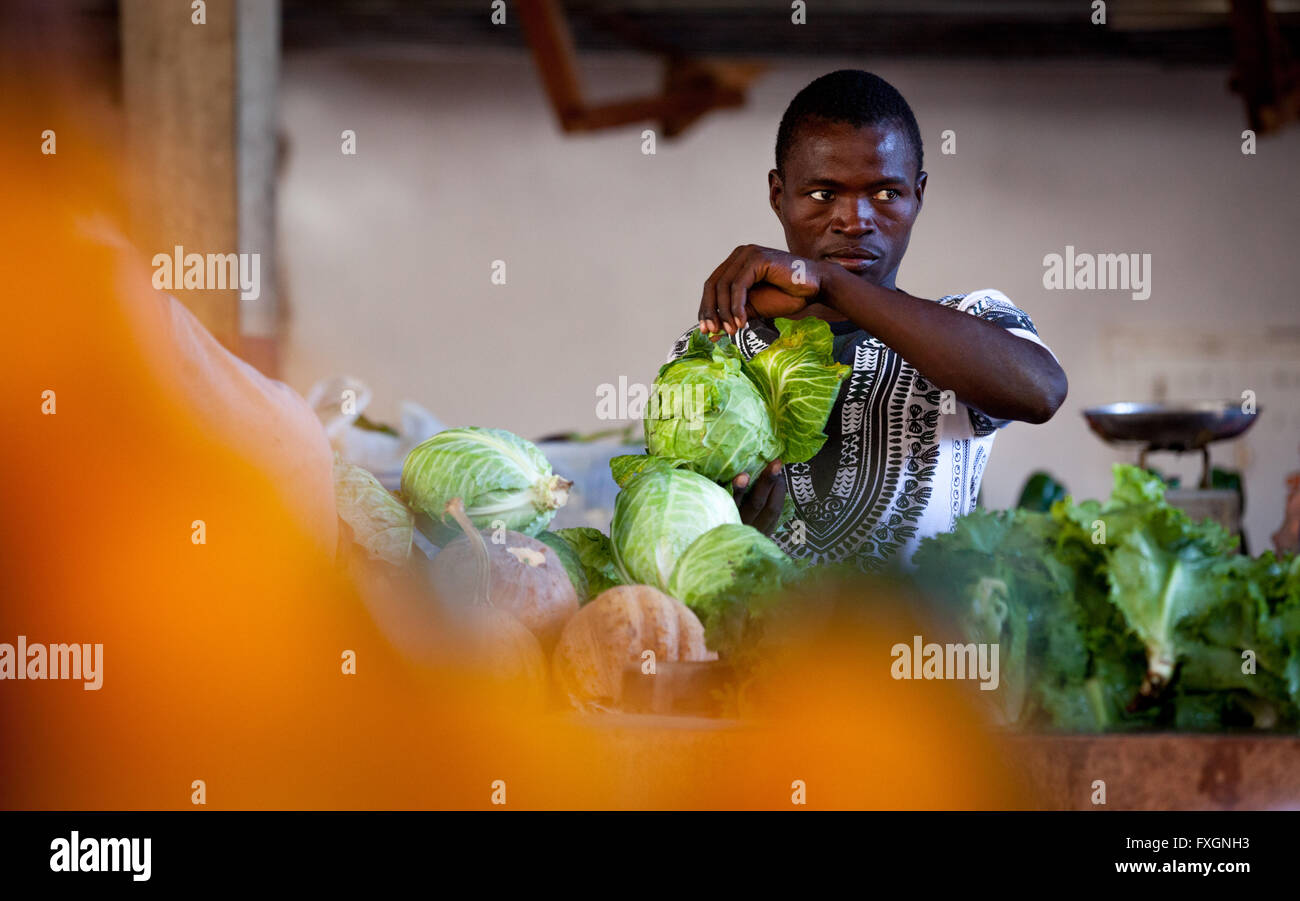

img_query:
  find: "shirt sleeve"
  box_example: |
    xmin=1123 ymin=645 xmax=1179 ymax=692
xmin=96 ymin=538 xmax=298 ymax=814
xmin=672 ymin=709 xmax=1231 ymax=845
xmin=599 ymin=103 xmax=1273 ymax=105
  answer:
xmin=949 ymin=289 xmax=1057 ymax=435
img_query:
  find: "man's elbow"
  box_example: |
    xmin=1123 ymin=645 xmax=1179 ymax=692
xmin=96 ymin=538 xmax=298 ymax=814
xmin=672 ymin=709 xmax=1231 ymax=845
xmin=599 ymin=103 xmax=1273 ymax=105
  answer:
xmin=1023 ymin=366 xmax=1068 ymax=424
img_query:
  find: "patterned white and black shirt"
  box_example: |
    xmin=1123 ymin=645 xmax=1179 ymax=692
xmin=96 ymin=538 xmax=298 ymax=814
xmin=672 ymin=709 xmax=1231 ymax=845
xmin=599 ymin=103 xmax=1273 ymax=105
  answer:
xmin=666 ymin=289 xmax=1057 ymax=573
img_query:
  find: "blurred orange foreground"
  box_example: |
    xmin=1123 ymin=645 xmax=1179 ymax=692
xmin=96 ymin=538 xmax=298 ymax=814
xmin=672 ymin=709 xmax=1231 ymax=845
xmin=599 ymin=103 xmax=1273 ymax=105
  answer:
xmin=0 ymin=97 xmax=1031 ymax=811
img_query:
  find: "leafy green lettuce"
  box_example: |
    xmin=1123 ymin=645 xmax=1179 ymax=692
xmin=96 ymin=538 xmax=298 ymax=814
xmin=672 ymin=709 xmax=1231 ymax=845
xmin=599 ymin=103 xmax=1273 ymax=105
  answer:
xmin=1054 ymin=466 xmax=1238 ymax=692
xmin=913 ymin=465 xmax=1300 ymax=733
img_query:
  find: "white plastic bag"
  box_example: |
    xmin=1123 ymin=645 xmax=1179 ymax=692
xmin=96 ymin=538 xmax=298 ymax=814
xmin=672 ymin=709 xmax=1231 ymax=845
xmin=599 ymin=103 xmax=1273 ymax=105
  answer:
xmin=305 ymin=375 xmax=445 ymax=487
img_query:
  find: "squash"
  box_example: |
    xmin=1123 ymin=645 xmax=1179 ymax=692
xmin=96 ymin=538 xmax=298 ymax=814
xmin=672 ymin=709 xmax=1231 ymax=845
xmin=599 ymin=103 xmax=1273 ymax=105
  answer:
xmin=453 ymin=604 xmax=547 ymax=692
xmin=551 ymin=585 xmax=716 ymax=710
xmin=429 ymin=499 xmax=579 ymax=649
xmin=420 ymin=499 xmax=552 ymax=703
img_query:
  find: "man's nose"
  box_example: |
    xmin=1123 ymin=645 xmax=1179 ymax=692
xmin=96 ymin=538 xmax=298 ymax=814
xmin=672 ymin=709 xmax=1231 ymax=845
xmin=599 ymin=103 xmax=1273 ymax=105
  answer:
xmin=834 ymin=198 xmax=875 ymax=233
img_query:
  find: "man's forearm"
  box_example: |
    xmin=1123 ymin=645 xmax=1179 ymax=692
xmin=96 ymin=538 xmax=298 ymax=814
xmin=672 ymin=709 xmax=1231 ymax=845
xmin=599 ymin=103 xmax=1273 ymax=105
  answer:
xmin=816 ymin=263 xmax=1067 ymax=424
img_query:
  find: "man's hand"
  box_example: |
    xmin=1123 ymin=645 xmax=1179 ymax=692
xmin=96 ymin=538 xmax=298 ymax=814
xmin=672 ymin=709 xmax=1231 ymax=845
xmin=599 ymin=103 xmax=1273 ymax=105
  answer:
xmin=746 ymin=283 xmax=812 ymax=319
xmin=732 ymin=459 xmax=787 ymax=536
xmin=700 ymin=245 xmax=825 ymax=336
xmin=706 ymin=288 xmax=830 ymax=343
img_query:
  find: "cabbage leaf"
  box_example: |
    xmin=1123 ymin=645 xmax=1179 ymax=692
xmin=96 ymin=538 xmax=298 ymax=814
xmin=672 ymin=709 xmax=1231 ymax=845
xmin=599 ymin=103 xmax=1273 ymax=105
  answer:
xmin=552 ymin=527 xmax=625 ymax=600
xmin=740 ymin=317 xmax=851 ymax=465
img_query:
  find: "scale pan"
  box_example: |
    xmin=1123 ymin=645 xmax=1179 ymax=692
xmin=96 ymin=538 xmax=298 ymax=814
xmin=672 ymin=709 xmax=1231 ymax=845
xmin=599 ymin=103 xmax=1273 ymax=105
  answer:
xmin=1082 ymin=400 xmax=1259 ymax=452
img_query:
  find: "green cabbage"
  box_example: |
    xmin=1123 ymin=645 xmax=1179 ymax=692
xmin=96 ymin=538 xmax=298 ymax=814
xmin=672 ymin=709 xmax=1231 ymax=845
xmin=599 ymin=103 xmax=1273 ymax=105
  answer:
xmin=645 ymin=332 xmax=779 ymax=482
xmin=610 ymin=464 xmax=740 ymax=591
xmin=400 ymin=427 xmax=571 ymax=545
xmin=645 ymin=320 xmax=848 ymax=483
xmin=667 ymin=523 xmax=801 ymax=657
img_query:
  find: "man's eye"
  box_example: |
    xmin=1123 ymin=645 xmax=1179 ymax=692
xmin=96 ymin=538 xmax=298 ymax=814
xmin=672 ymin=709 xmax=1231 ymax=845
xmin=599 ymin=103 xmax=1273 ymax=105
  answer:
xmin=875 ymin=189 xmax=901 ymax=201
xmin=810 ymin=190 xmax=833 ymax=201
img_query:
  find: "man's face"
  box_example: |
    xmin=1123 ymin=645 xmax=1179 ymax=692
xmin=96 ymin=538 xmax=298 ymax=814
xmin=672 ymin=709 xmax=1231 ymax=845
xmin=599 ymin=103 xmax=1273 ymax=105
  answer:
xmin=769 ymin=119 xmax=926 ymax=291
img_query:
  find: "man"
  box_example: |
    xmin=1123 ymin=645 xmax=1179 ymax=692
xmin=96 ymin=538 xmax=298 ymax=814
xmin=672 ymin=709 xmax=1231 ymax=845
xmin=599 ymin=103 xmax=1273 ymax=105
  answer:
xmin=668 ymin=69 xmax=1067 ymax=571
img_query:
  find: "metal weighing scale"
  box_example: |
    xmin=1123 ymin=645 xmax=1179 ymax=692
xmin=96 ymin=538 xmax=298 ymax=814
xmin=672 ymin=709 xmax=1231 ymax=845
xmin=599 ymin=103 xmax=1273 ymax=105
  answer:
xmin=1082 ymin=400 xmax=1260 ymax=540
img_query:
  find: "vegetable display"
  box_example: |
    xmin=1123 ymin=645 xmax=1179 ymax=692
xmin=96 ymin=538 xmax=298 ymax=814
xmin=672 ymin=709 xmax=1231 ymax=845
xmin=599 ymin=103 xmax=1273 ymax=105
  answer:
xmin=343 ymin=408 xmax=1300 ymax=730
xmin=645 ymin=320 xmax=849 ymax=483
xmin=912 ymin=464 xmax=1300 ymax=732
xmin=400 ymin=427 xmax=572 ymax=544
xmin=344 ymin=315 xmax=857 ymax=713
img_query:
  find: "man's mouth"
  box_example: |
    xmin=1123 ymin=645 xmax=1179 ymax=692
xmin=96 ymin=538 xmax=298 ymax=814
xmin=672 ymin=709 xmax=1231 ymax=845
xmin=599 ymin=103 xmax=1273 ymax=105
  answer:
xmin=824 ymin=249 xmax=879 ymax=272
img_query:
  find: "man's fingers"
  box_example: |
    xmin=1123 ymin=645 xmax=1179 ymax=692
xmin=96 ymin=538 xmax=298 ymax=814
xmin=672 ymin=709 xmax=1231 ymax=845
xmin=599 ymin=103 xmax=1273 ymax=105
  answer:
xmin=743 ymin=461 xmax=785 ymax=533
xmin=753 ymin=468 xmax=788 ymax=534
xmin=732 ymin=472 xmax=750 ymax=507
xmin=752 ymin=505 xmax=781 ymax=535
xmin=713 ymin=246 xmax=755 ymax=332
xmin=705 ymin=247 xmax=742 ymax=333
xmin=713 ymin=271 xmax=736 ymax=335
xmin=730 ymin=268 xmax=756 ymax=331
xmin=733 ymin=461 xmax=788 ymax=535
xmin=699 ymin=254 xmax=735 ymax=333
xmin=742 ymin=465 xmax=778 ymax=519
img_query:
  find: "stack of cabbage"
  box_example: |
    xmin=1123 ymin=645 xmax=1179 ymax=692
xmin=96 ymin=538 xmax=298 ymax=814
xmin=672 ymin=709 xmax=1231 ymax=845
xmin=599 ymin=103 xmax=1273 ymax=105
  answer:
xmin=643 ymin=318 xmax=849 ymax=484
xmin=558 ymin=456 xmax=806 ymax=657
xmin=335 ymin=317 xmax=849 ymax=661
xmin=580 ymin=317 xmax=850 ymax=653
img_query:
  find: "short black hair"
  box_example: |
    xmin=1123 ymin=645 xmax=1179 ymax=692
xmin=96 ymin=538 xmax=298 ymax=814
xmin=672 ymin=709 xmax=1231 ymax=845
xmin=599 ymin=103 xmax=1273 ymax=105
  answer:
xmin=775 ymin=69 xmax=923 ymax=180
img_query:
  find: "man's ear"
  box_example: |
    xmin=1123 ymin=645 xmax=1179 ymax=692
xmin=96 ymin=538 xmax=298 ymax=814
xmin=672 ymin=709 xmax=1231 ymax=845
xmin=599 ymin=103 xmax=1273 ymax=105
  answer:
xmin=768 ymin=169 xmax=784 ymax=217
xmin=915 ymin=171 xmax=928 ymax=209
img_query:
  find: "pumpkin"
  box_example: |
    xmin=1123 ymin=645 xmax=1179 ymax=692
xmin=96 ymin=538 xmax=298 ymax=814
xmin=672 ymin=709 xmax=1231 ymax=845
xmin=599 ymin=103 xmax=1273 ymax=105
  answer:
xmin=452 ymin=604 xmax=547 ymax=694
xmin=429 ymin=499 xmax=579 ymax=649
xmin=551 ymin=585 xmax=716 ymax=710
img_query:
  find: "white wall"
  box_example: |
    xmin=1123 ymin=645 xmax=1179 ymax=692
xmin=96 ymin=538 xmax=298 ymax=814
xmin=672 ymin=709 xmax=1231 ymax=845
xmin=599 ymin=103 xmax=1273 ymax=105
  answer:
xmin=279 ymin=46 xmax=1300 ymax=547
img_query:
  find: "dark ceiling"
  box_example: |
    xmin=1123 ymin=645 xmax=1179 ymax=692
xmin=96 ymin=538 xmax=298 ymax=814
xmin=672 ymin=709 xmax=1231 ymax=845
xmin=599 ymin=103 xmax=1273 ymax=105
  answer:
xmin=275 ymin=0 xmax=1300 ymax=65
